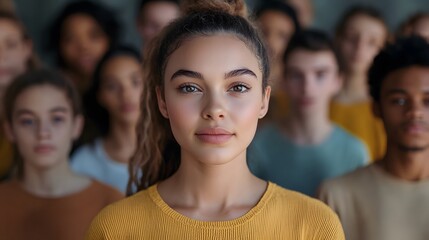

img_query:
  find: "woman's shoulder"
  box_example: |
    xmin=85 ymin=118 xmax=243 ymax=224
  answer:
xmin=260 ymin=183 xmax=345 ymax=238
xmin=270 ymin=183 xmax=335 ymax=212
xmin=85 ymin=187 xmax=154 ymax=239
xmin=273 ymin=185 xmax=339 ymax=224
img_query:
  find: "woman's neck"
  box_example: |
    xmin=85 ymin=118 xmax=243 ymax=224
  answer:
xmin=103 ymin=121 xmax=137 ymax=164
xmin=336 ymin=71 xmax=369 ymax=104
xmin=157 ymin=151 xmax=267 ymax=221
xmin=21 ymin=159 xmax=90 ymax=197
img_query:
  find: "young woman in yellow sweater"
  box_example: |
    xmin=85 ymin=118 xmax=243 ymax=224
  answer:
xmin=86 ymin=0 xmax=345 ymax=239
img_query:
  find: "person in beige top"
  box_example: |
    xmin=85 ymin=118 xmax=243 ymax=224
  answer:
xmin=319 ymin=36 xmax=429 ymax=240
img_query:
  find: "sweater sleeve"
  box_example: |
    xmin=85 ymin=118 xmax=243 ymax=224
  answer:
xmin=85 ymin=206 xmax=116 ymax=240
xmin=303 ymin=199 xmax=346 ymax=240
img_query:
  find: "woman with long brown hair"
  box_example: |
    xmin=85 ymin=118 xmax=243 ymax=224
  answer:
xmin=86 ymin=0 xmax=344 ymax=239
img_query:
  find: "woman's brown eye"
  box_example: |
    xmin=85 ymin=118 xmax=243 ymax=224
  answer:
xmin=230 ymin=84 xmax=249 ymax=93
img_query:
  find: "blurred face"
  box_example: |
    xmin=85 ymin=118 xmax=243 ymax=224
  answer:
xmin=0 ymin=19 xmax=31 ymax=93
xmin=375 ymin=66 xmax=429 ymax=152
xmin=283 ymin=49 xmax=341 ymax=117
xmin=60 ymin=14 xmax=109 ymax=77
xmin=98 ymin=55 xmax=143 ymax=126
xmin=412 ymin=17 xmax=429 ymax=42
xmin=5 ymin=85 xmax=82 ymax=171
xmin=338 ymin=14 xmax=387 ymax=74
xmin=287 ymin=0 xmax=313 ymax=27
xmin=158 ymin=35 xmax=270 ymax=165
xmin=137 ymin=2 xmax=180 ymax=45
xmin=257 ymin=10 xmax=295 ymax=61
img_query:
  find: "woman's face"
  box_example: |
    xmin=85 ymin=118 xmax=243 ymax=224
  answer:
xmin=412 ymin=16 xmax=429 ymax=42
xmin=338 ymin=14 xmax=387 ymax=75
xmin=5 ymin=85 xmax=82 ymax=171
xmin=137 ymin=1 xmax=180 ymax=46
xmin=158 ymin=35 xmax=270 ymax=166
xmin=257 ymin=10 xmax=295 ymax=62
xmin=0 ymin=19 xmax=31 ymax=93
xmin=98 ymin=55 xmax=143 ymax=127
xmin=60 ymin=14 xmax=109 ymax=78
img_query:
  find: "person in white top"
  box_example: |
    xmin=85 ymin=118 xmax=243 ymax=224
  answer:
xmin=71 ymin=45 xmax=143 ymax=193
xmin=319 ymin=36 xmax=429 ymax=240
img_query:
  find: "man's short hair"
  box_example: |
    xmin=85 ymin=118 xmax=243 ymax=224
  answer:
xmin=368 ymin=36 xmax=429 ymax=102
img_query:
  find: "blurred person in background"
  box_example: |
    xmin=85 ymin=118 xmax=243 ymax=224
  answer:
xmin=71 ymin=46 xmax=143 ymax=193
xmin=0 ymin=0 xmax=14 ymax=13
xmin=330 ymin=6 xmax=389 ymax=162
xmin=398 ymin=12 xmax=429 ymax=42
xmin=254 ymin=0 xmax=300 ymax=88
xmin=253 ymin=0 xmax=300 ymax=123
xmin=47 ymin=0 xmax=120 ymax=94
xmin=285 ymin=0 xmax=313 ymax=27
xmin=0 ymin=11 xmax=40 ymax=181
xmin=136 ymin=0 xmax=180 ymax=55
xmin=248 ymin=30 xmax=368 ymax=197
xmin=0 ymin=69 xmax=122 ymax=240
xmin=320 ymin=36 xmax=429 ymax=240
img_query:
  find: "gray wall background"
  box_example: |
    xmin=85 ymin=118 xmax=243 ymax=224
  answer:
xmin=12 ymin=0 xmax=429 ymax=65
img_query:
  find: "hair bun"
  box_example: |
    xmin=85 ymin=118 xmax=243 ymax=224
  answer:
xmin=182 ymin=0 xmax=248 ymax=18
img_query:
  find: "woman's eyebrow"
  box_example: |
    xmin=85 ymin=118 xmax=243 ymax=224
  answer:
xmin=225 ymin=68 xmax=257 ymax=79
xmin=170 ymin=69 xmax=204 ymax=81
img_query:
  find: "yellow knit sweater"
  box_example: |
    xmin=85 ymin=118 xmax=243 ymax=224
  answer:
xmin=86 ymin=182 xmax=345 ymax=239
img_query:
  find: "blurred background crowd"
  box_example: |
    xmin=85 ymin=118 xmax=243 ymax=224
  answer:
xmin=1 ymin=0 xmax=429 ymax=239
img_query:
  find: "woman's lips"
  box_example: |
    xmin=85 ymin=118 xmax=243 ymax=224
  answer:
xmin=298 ymin=97 xmax=315 ymax=107
xmin=34 ymin=144 xmax=56 ymax=154
xmin=195 ymin=128 xmax=234 ymax=144
xmin=120 ymin=103 xmax=138 ymax=113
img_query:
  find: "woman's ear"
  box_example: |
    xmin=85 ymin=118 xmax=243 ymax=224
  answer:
xmin=156 ymin=86 xmax=169 ymax=118
xmin=259 ymin=86 xmax=271 ymax=119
